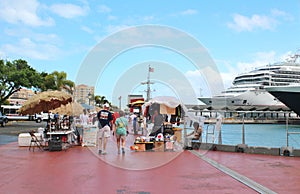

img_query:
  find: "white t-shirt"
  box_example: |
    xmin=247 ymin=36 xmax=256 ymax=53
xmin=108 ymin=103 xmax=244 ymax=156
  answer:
xmin=80 ymin=113 xmax=89 ymax=126
xmin=130 ymin=114 xmax=137 ymax=122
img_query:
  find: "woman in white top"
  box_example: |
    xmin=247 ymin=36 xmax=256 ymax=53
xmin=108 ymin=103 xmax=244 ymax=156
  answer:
xmin=78 ymin=109 xmax=89 ymax=145
xmin=80 ymin=109 xmax=89 ymax=126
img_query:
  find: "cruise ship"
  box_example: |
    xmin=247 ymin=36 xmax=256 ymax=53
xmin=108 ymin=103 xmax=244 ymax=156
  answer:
xmin=199 ymin=53 xmax=300 ymax=107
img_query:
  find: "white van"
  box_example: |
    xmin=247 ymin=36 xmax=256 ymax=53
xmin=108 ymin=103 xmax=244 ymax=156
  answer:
xmin=35 ymin=112 xmax=54 ymax=123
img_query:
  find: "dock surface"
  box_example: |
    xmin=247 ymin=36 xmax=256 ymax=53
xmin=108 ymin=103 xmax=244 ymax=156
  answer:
xmin=0 ymin=134 xmax=300 ymax=194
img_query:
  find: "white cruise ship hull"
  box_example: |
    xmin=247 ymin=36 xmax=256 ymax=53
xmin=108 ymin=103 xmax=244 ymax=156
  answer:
xmin=198 ymin=89 xmax=285 ymax=107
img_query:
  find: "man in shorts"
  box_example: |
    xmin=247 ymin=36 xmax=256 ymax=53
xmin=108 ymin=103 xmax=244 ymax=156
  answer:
xmin=97 ymin=103 xmax=113 ymax=155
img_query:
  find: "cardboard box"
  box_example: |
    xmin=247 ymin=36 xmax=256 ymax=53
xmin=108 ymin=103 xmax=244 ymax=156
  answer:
xmin=173 ymin=128 xmax=182 ymax=143
xmin=154 ymin=141 xmax=164 ymax=152
xmin=134 ymin=143 xmax=146 ymax=151
xmin=165 ymin=141 xmax=173 ymax=150
xmin=134 ymin=142 xmax=154 ymax=151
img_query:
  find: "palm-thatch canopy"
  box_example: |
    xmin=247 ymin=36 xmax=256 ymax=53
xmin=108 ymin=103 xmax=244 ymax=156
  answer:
xmin=19 ymin=90 xmax=72 ymax=115
xmin=52 ymin=101 xmax=83 ymax=116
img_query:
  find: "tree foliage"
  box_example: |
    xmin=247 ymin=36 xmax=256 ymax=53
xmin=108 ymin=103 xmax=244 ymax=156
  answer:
xmin=0 ymin=59 xmax=75 ymax=105
xmin=0 ymin=59 xmax=42 ymax=105
xmin=39 ymin=71 xmax=74 ymax=94
xmin=94 ymin=95 xmax=110 ymax=107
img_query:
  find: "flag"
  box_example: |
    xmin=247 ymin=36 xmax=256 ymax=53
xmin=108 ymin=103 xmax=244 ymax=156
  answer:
xmin=149 ymin=67 xmax=154 ymax=72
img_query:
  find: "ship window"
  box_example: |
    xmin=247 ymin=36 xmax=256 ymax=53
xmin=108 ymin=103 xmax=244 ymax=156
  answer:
xmin=243 ymin=100 xmax=247 ymax=104
xmin=231 ymin=101 xmax=234 ymax=104
xmin=209 ymin=101 xmax=212 ymax=103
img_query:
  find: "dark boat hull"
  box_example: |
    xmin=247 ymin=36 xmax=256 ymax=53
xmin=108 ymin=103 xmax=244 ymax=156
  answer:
xmin=266 ymin=86 xmax=300 ymax=116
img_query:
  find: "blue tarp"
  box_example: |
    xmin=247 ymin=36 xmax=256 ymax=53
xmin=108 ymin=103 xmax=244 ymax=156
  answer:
xmin=80 ymin=103 xmax=94 ymax=110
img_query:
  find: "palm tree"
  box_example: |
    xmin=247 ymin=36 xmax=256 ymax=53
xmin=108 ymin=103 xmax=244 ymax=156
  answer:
xmin=52 ymin=71 xmax=74 ymax=94
xmin=40 ymin=71 xmax=74 ymax=94
xmin=94 ymin=95 xmax=110 ymax=107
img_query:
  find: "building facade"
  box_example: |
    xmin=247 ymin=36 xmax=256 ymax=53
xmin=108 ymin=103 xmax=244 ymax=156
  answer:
xmin=8 ymin=88 xmax=35 ymax=105
xmin=74 ymin=84 xmax=95 ymax=105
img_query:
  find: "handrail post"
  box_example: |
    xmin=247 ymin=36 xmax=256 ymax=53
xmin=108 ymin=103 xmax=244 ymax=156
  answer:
xmin=242 ymin=113 xmax=245 ymax=145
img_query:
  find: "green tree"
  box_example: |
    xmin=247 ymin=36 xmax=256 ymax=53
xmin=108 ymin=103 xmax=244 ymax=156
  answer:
xmin=94 ymin=95 xmax=109 ymax=107
xmin=40 ymin=71 xmax=74 ymax=94
xmin=0 ymin=59 xmax=42 ymax=105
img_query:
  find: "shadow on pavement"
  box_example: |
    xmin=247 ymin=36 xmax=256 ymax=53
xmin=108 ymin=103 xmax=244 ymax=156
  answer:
xmin=0 ymin=135 xmax=18 ymax=145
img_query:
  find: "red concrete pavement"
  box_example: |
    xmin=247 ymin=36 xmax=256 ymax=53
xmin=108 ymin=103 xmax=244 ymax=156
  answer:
xmin=0 ymin=135 xmax=299 ymax=194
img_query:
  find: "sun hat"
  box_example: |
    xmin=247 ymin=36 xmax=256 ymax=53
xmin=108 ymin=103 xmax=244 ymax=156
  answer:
xmin=104 ymin=103 xmax=110 ymax=108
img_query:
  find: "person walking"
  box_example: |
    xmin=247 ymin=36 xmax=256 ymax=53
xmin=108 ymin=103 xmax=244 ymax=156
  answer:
xmin=97 ymin=103 xmax=113 ymax=155
xmin=80 ymin=109 xmax=89 ymax=125
xmin=78 ymin=109 xmax=89 ymax=145
xmin=114 ymin=110 xmax=128 ymax=154
xmin=132 ymin=113 xmax=138 ymax=135
xmin=127 ymin=115 xmax=133 ymax=134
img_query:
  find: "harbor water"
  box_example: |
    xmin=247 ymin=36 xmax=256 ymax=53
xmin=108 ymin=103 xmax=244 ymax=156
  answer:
xmin=197 ymin=123 xmax=300 ymax=149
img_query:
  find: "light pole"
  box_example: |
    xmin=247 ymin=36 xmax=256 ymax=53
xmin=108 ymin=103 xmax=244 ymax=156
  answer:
xmin=118 ymin=96 xmax=122 ymax=109
xmin=88 ymin=92 xmax=91 ymax=105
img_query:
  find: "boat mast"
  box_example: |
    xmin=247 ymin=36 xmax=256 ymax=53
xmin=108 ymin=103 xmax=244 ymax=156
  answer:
xmin=141 ymin=65 xmax=154 ymax=101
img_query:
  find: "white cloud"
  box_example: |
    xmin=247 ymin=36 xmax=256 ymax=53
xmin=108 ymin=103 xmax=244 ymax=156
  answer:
xmin=0 ymin=0 xmax=54 ymax=27
xmin=108 ymin=15 xmax=118 ymax=21
xmin=271 ymin=9 xmax=293 ymax=21
xmin=142 ymin=15 xmax=155 ymax=22
xmin=97 ymin=5 xmax=111 ymax=13
xmin=1 ymin=37 xmax=61 ymax=60
xmin=50 ymin=3 xmax=89 ymax=19
xmin=4 ymin=28 xmax=61 ymax=45
xmin=81 ymin=26 xmax=94 ymax=34
xmin=105 ymin=24 xmax=131 ymax=35
xmin=227 ymin=13 xmax=278 ymax=32
xmin=1 ymin=28 xmax=63 ymax=60
xmin=180 ymin=9 xmax=198 ymax=15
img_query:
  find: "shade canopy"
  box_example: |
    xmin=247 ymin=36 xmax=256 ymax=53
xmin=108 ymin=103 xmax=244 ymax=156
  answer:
xmin=144 ymin=96 xmax=181 ymax=109
xmin=52 ymin=101 xmax=83 ymax=116
xmin=19 ymin=90 xmax=72 ymax=115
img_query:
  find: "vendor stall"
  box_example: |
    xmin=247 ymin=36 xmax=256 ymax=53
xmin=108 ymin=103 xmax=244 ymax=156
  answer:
xmin=130 ymin=96 xmax=185 ymax=152
xmin=130 ymin=96 xmax=207 ymax=152
xmin=47 ymin=130 xmax=73 ymax=151
xmin=127 ymin=100 xmax=145 ymax=135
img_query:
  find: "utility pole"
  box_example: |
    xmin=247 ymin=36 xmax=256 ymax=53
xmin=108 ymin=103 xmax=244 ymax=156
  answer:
xmin=118 ymin=96 xmax=122 ymax=109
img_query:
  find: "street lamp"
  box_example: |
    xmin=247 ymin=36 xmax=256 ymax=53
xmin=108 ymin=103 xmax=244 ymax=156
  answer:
xmin=88 ymin=92 xmax=91 ymax=105
xmin=118 ymin=96 xmax=121 ymax=109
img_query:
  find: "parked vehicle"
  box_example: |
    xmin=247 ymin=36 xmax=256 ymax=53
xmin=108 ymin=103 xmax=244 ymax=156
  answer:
xmin=0 ymin=105 xmax=32 ymax=121
xmin=0 ymin=105 xmax=53 ymax=123
xmin=0 ymin=112 xmax=8 ymax=127
xmin=34 ymin=112 xmax=54 ymax=123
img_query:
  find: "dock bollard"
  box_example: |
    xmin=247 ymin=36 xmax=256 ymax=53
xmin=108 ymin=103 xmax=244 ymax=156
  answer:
xmin=236 ymin=144 xmax=247 ymax=153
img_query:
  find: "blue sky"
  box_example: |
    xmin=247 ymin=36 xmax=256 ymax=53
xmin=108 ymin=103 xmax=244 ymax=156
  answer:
xmin=1 ymin=0 xmax=300 ymax=107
